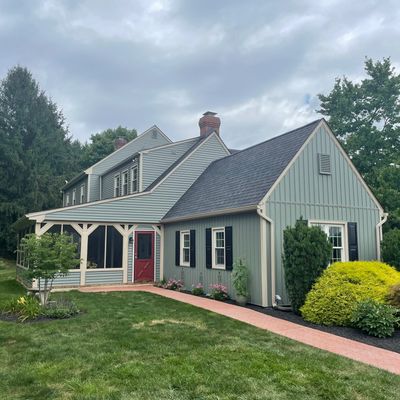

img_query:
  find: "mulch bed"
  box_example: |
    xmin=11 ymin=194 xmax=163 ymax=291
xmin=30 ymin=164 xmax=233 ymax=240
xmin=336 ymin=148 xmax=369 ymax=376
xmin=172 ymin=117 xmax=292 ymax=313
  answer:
xmin=246 ymin=304 xmax=400 ymax=354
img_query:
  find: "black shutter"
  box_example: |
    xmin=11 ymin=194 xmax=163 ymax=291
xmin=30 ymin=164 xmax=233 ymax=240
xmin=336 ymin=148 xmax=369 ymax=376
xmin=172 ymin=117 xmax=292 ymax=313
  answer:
xmin=225 ymin=226 xmax=233 ymax=270
xmin=205 ymin=228 xmax=212 ymax=269
xmin=190 ymin=230 xmax=196 ymax=268
xmin=348 ymin=222 xmax=358 ymax=261
xmin=175 ymin=231 xmax=180 ymax=266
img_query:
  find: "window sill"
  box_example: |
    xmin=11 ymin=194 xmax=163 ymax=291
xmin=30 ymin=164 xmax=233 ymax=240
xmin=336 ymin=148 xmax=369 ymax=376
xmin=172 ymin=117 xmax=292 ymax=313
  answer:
xmin=179 ymin=264 xmax=191 ymax=268
xmin=212 ymin=265 xmax=226 ymax=270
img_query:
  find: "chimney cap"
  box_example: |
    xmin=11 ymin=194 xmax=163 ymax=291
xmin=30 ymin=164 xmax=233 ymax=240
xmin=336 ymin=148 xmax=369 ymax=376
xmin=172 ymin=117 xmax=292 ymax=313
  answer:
xmin=203 ymin=111 xmax=218 ymax=116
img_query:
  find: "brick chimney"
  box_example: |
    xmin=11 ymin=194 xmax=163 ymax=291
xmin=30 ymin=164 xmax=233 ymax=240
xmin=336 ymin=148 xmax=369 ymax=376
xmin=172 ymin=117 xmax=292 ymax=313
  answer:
xmin=199 ymin=111 xmax=220 ymax=137
xmin=114 ymin=137 xmax=128 ymax=150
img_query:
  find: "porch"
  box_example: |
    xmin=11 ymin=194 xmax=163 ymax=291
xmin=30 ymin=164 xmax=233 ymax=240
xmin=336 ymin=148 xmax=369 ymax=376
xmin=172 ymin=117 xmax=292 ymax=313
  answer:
xmin=16 ymin=221 xmax=163 ymax=289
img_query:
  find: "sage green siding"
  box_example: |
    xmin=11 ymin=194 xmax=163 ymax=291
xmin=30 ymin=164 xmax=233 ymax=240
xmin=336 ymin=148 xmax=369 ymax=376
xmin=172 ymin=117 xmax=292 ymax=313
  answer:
xmin=163 ymin=212 xmax=262 ymax=305
xmin=41 ymin=134 xmax=229 ymax=223
xmin=141 ymin=138 xmax=199 ymax=189
xmin=63 ymin=176 xmax=88 ymax=206
xmin=85 ymin=270 xmax=123 ymax=285
xmin=88 ymin=174 xmax=101 ymax=202
xmin=265 ymin=125 xmax=381 ymax=302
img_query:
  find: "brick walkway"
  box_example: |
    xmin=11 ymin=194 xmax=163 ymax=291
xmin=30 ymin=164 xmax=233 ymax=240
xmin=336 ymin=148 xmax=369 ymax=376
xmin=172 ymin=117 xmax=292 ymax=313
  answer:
xmin=80 ymin=284 xmax=400 ymax=375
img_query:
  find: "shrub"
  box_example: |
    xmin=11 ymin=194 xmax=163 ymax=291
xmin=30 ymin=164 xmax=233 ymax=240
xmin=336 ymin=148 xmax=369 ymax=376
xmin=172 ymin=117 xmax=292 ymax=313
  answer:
xmin=387 ymin=283 xmax=400 ymax=308
xmin=2 ymin=295 xmax=41 ymax=322
xmin=301 ymin=261 xmax=400 ymax=326
xmin=381 ymin=228 xmax=400 ymax=271
xmin=232 ymin=259 xmax=249 ymax=297
xmin=283 ymin=218 xmax=332 ymax=313
xmin=164 ymin=279 xmax=183 ymax=291
xmin=192 ymin=283 xmax=205 ymax=296
xmin=42 ymin=299 xmax=80 ymax=319
xmin=351 ymin=299 xmax=399 ymax=338
xmin=209 ymin=284 xmax=229 ymax=301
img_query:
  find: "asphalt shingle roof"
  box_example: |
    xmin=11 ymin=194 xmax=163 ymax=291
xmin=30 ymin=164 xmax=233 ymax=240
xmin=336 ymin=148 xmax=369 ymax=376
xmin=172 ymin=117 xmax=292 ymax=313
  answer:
xmin=162 ymin=119 xmax=322 ymax=221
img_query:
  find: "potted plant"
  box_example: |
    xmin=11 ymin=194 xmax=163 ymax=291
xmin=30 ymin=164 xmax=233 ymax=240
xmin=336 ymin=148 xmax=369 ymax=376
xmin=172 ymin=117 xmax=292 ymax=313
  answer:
xmin=232 ymin=259 xmax=249 ymax=306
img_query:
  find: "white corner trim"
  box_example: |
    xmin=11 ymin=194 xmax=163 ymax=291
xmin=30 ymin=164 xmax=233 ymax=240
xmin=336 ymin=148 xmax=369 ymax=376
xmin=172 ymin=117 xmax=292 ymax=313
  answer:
xmin=139 ymin=153 xmax=143 ymax=192
xmin=376 ymin=212 xmax=388 ymax=260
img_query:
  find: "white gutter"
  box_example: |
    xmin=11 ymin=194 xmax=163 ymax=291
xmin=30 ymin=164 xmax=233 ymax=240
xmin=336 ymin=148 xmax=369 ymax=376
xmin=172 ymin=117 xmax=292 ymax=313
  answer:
xmin=376 ymin=212 xmax=388 ymax=260
xmin=257 ymin=204 xmax=276 ymax=307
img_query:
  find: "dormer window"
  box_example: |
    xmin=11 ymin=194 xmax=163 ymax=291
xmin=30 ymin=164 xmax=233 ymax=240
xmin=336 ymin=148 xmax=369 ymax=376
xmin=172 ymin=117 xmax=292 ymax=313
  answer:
xmin=114 ymin=174 xmax=120 ymax=197
xmin=122 ymin=170 xmax=129 ymax=196
xmin=80 ymin=185 xmax=85 ymax=203
xmin=66 ymin=193 xmax=70 ymax=206
xmin=131 ymin=166 xmax=138 ymax=193
xmin=72 ymin=189 xmax=76 ymax=205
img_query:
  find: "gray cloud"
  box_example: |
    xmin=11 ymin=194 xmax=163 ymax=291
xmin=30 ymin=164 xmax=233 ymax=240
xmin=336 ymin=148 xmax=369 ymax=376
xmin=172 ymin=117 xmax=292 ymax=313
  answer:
xmin=0 ymin=0 xmax=399 ymax=149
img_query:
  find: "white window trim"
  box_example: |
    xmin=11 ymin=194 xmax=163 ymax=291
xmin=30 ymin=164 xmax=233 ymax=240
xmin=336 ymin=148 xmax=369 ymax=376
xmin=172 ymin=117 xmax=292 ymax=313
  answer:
xmin=72 ymin=189 xmax=76 ymax=205
xmin=114 ymin=174 xmax=120 ymax=198
xmin=121 ymin=170 xmax=129 ymax=196
xmin=80 ymin=185 xmax=85 ymax=204
xmin=180 ymin=230 xmax=190 ymax=267
xmin=212 ymin=227 xmax=226 ymax=270
xmin=309 ymin=220 xmax=348 ymax=263
xmin=131 ymin=165 xmax=138 ymax=193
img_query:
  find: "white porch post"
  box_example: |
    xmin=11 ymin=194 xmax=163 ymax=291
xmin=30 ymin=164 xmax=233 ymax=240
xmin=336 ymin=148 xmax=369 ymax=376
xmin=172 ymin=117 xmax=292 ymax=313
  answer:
xmin=114 ymin=224 xmax=137 ymax=284
xmin=80 ymin=224 xmax=89 ymax=285
xmin=160 ymin=225 xmax=164 ymax=281
xmin=31 ymin=223 xmax=43 ymax=290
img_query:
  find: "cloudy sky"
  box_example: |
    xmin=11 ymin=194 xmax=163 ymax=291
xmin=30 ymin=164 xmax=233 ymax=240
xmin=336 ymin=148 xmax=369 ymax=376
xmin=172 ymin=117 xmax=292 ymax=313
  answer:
xmin=0 ymin=0 xmax=399 ymax=149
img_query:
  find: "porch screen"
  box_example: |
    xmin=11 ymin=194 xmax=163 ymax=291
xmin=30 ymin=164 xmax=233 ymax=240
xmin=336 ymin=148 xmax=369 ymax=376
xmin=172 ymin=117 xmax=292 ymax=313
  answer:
xmin=88 ymin=225 xmax=123 ymax=269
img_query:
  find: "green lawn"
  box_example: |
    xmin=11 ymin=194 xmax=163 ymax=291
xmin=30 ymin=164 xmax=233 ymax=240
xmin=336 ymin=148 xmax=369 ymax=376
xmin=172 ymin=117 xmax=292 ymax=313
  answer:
xmin=0 ymin=259 xmax=399 ymax=399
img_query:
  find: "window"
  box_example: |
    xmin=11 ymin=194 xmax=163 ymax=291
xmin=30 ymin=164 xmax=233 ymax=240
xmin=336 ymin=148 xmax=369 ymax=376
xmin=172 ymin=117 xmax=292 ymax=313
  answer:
xmin=212 ymin=228 xmax=225 ymax=269
xmin=114 ymin=174 xmax=120 ymax=197
xmin=122 ymin=170 xmax=129 ymax=196
xmin=180 ymin=231 xmax=190 ymax=266
xmin=72 ymin=189 xmax=76 ymax=205
xmin=80 ymin=185 xmax=85 ymax=204
xmin=311 ymin=223 xmax=345 ymax=264
xmin=66 ymin=193 xmax=70 ymax=206
xmin=131 ymin=166 xmax=138 ymax=193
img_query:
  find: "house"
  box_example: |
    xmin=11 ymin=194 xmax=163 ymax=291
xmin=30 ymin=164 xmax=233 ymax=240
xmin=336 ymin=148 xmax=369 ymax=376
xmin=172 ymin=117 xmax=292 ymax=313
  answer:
xmin=17 ymin=112 xmax=386 ymax=307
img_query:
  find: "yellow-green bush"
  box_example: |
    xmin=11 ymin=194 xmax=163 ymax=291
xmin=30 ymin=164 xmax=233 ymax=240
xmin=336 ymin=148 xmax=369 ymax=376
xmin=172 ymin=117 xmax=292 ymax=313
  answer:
xmin=300 ymin=261 xmax=400 ymax=326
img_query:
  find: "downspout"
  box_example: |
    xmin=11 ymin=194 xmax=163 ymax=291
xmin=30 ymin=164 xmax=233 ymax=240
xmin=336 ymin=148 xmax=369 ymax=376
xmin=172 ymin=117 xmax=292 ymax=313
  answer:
xmin=376 ymin=212 xmax=388 ymax=260
xmin=257 ymin=204 xmax=276 ymax=307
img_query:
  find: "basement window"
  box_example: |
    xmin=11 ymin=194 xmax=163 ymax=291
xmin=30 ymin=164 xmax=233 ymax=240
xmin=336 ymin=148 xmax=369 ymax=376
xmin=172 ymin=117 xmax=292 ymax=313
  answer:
xmin=318 ymin=153 xmax=331 ymax=175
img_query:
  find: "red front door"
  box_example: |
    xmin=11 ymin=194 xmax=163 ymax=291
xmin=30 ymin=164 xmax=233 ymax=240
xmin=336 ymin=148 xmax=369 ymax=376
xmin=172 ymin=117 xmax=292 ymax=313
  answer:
xmin=134 ymin=231 xmax=154 ymax=282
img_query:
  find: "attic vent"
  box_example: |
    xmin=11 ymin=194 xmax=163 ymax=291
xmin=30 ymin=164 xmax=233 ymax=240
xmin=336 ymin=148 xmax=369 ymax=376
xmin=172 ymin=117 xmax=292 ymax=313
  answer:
xmin=151 ymin=129 xmax=158 ymax=139
xmin=318 ymin=153 xmax=331 ymax=175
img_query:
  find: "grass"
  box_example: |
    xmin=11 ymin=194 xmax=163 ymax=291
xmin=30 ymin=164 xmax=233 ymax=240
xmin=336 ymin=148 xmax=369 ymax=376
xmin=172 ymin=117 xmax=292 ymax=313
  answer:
xmin=0 ymin=258 xmax=399 ymax=399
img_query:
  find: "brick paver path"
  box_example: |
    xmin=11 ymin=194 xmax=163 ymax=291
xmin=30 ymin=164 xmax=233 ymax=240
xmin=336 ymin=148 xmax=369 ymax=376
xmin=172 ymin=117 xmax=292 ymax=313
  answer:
xmin=79 ymin=284 xmax=400 ymax=375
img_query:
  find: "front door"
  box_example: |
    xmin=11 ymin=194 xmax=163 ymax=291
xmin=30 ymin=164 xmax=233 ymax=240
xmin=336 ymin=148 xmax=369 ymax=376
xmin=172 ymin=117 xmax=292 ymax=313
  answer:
xmin=134 ymin=231 xmax=154 ymax=282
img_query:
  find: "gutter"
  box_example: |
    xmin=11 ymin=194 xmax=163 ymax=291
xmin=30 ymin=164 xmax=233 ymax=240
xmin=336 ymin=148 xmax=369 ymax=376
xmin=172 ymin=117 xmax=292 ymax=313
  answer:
xmin=376 ymin=212 xmax=388 ymax=260
xmin=257 ymin=204 xmax=276 ymax=307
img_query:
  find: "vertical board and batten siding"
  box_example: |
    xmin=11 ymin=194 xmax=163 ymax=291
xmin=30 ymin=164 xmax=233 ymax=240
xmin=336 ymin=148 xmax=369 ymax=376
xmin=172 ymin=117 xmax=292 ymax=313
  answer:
xmin=85 ymin=270 xmax=124 ymax=285
xmin=163 ymin=212 xmax=262 ymax=305
xmin=265 ymin=125 xmax=381 ymax=302
xmin=90 ymin=128 xmax=170 ymax=175
xmin=101 ymin=159 xmax=138 ymax=200
xmin=63 ymin=176 xmax=88 ymax=206
xmin=43 ymin=134 xmax=229 ymax=223
xmin=141 ymin=138 xmax=199 ymax=189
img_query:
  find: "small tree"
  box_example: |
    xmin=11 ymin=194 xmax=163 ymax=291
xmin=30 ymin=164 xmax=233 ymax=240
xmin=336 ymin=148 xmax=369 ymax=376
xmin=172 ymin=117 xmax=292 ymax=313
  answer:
xmin=283 ymin=218 xmax=332 ymax=314
xmin=20 ymin=233 xmax=80 ymax=306
xmin=381 ymin=228 xmax=400 ymax=271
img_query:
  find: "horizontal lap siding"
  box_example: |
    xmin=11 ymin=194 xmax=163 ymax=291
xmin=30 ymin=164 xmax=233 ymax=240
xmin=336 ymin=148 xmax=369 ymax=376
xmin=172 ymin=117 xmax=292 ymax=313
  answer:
xmin=85 ymin=270 xmax=124 ymax=285
xmin=266 ymin=126 xmax=381 ymax=303
xmin=141 ymin=139 xmax=199 ymax=189
xmin=163 ymin=212 xmax=262 ymax=305
xmin=52 ymin=271 xmax=81 ymax=287
xmin=155 ymin=232 xmax=161 ymax=281
xmin=89 ymin=175 xmax=101 ymax=202
xmin=45 ymin=135 xmax=229 ymax=223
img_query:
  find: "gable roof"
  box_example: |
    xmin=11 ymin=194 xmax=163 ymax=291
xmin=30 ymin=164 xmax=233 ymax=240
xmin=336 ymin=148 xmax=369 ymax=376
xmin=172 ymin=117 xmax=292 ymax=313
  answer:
xmin=162 ymin=119 xmax=322 ymax=221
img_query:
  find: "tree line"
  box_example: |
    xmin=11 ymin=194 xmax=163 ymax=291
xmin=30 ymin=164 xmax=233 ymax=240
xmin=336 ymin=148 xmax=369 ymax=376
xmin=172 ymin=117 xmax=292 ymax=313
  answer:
xmin=1 ymin=59 xmax=399 ymax=258
xmin=0 ymin=66 xmax=136 ymax=256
